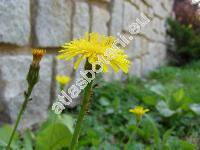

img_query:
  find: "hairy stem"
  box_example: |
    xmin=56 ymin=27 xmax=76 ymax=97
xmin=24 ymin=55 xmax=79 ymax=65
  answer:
xmin=70 ymin=81 xmax=92 ymax=150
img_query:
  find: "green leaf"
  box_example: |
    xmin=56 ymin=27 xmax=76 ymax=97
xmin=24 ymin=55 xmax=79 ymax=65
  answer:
xmin=189 ymin=103 xmax=200 ymax=115
xmin=23 ymin=130 xmax=33 ymax=150
xmin=162 ymin=128 xmax=173 ymax=145
xmin=99 ymin=97 xmax=110 ymax=106
xmin=36 ymin=123 xmax=72 ymax=150
xmin=166 ymin=137 xmax=196 ymax=150
xmin=173 ymin=89 xmax=185 ymax=102
xmin=57 ymin=114 xmax=74 ymax=133
xmin=145 ymin=115 xmax=161 ymax=148
xmin=156 ymin=101 xmax=176 ymax=117
xmin=35 ymin=114 xmax=73 ymax=150
xmin=142 ymin=96 xmax=157 ymax=106
xmin=150 ymin=84 xmax=166 ymax=98
xmin=112 ymin=97 xmax=120 ymax=110
xmin=178 ymin=140 xmax=196 ymax=150
xmin=0 ymin=125 xmax=20 ymax=149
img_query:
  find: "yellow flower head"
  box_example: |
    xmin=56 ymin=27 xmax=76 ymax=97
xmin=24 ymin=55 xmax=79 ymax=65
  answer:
xmin=129 ymin=106 xmax=149 ymax=118
xmin=32 ymin=49 xmax=46 ymax=67
xmin=56 ymin=75 xmax=70 ymax=86
xmin=57 ymin=32 xmax=130 ymax=73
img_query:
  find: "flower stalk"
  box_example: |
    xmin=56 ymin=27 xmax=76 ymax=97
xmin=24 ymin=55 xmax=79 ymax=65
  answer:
xmin=6 ymin=49 xmax=45 ymax=150
xmin=70 ymin=60 xmax=93 ymax=150
xmin=57 ymin=32 xmax=130 ymax=149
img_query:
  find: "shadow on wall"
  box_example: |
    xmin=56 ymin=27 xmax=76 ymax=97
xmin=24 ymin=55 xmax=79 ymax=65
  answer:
xmin=0 ymin=69 xmax=11 ymax=125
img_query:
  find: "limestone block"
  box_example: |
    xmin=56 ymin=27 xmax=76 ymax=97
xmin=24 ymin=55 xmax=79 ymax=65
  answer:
xmin=35 ymin=0 xmax=72 ymax=47
xmin=124 ymin=35 xmax=144 ymax=59
xmin=140 ymin=18 xmax=157 ymax=41
xmin=0 ymin=0 xmax=30 ymax=46
xmin=151 ymin=0 xmax=168 ymax=18
xmin=142 ymin=42 xmax=167 ymax=75
xmin=91 ymin=3 xmax=110 ymax=35
xmin=123 ymin=1 xmax=140 ymax=32
xmin=73 ymin=1 xmax=90 ymax=38
xmin=110 ymin=0 xmax=123 ymax=36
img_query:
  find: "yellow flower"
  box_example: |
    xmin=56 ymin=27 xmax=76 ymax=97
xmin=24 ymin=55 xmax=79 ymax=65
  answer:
xmin=57 ymin=32 xmax=130 ymax=73
xmin=32 ymin=49 xmax=46 ymax=67
xmin=129 ymin=106 xmax=149 ymax=119
xmin=56 ymin=75 xmax=70 ymax=86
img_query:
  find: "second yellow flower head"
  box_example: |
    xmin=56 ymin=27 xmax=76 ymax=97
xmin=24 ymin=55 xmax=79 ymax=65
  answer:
xmin=56 ymin=75 xmax=70 ymax=86
xmin=129 ymin=106 xmax=149 ymax=118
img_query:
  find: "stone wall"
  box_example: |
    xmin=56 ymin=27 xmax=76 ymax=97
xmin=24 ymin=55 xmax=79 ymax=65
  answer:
xmin=0 ymin=0 xmax=173 ymax=128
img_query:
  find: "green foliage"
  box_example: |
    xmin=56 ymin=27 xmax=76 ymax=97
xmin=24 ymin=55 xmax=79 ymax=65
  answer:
xmin=22 ymin=130 xmax=34 ymax=150
xmin=35 ymin=113 xmax=73 ymax=150
xmin=0 ymin=114 xmax=73 ymax=150
xmin=77 ymin=61 xmax=200 ymax=149
xmin=0 ymin=125 xmax=21 ymax=149
xmin=150 ymin=63 xmax=200 ymax=103
xmin=167 ymin=18 xmax=200 ymax=65
xmin=0 ymin=61 xmax=200 ymax=149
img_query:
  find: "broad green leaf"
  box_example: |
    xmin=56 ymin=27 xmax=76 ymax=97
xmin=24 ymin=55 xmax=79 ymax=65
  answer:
xmin=189 ymin=103 xmax=200 ymax=115
xmin=23 ymin=130 xmax=33 ymax=150
xmin=0 ymin=125 xmax=20 ymax=149
xmin=150 ymin=84 xmax=166 ymax=98
xmin=99 ymin=97 xmax=110 ymax=106
xmin=156 ymin=101 xmax=176 ymax=117
xmin=36 ymin=123 xmax=72 ymax=150
xmin=173 ymin=89 xmax=185 ymax=102
xmin=57 ymin=114 xmax=74 ymax=133
xmin=142 ymin=96 xmax=157 ymax=106
xmin=178 ymin=140 xmax=196 ymax=150
xmin=166 ymin=138 xmax=196 ymax=150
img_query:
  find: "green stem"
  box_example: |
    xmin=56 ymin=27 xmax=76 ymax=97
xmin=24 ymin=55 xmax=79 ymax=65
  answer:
xmin=124 ymin=121 xmax=140 ymax=150
xmin=70 ymin=82 xmax=93 ymax=150
xmin=6 ymin=87 xmax=33 ymax=150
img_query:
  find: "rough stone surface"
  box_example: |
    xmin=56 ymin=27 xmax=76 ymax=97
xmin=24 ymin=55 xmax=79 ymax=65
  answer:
xmin=73 ymin=1 xmax=90 ymax=38
xmin=0 ymin=55 xmax=53 ymax=128
xmin=0 ymin=0 xmax=30 ymax=46
xmin=110 ymin=0 xmax=123 ymax=36
xmin=123 ymin=1 xmax=140 ymax=32
xmin=151 ymin=0 xmax=168 ymax=18
xmin=91 ymin=3 xmax=110 ymax=35
xmin=35 ymin=0 xmax=72 ymax=47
